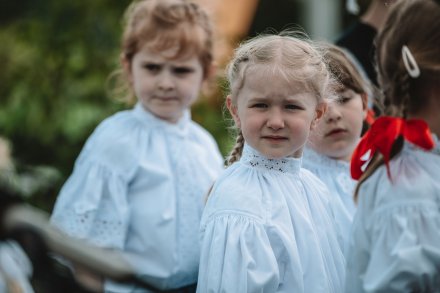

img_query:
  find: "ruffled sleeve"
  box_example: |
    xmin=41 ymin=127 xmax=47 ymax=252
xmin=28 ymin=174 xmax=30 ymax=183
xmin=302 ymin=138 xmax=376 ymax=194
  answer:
xmin=345 ymin=165 xmax=440 ymax=292
xmin=51 ymin=158 xmax=130 ymax=249
xmin=51 ymin=114 xmax=137 ymax=249
xmin=197 ymin=213 xmax=280 ymax=292
xmin=347 ymin=202 xmax=440 ymax=292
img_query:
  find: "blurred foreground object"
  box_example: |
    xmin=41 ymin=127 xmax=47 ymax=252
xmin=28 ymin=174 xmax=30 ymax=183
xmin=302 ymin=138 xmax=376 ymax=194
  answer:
xmin=1 ymin=193 xmax=165 ymax=292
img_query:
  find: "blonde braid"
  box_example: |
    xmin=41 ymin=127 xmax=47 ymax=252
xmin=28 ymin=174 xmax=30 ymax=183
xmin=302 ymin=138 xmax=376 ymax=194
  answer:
xmin=226 ymin=131 xmax=245 ymax=166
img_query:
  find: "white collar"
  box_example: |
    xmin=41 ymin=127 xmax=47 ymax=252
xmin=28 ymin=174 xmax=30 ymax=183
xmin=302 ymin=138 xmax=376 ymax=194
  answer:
xmin=240 ymin=143 xmax=301 ymax=175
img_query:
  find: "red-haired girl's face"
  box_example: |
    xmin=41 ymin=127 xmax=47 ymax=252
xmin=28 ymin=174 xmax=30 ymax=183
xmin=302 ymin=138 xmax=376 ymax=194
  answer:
xmin=125 ymin=44 xmax=204 ymax=123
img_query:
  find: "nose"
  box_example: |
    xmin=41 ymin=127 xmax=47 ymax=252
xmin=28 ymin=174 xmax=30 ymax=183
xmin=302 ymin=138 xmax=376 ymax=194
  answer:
xmin=157 ymin=71 xmax=175 ymax=92
xmin=325 ymin=104 xmax=342 ymax=123
xmin=267 ymin=109 xmax=285 ymax=130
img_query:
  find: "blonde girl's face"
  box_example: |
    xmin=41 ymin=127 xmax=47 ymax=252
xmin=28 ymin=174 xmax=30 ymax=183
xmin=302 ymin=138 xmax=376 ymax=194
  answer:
xmin=308 ymin=87 xmax=367 ymax=161
xmin=125 ymin=44 xmax=205 ymax=123
xmin=227 ymin=67 xmax=325 ymax=159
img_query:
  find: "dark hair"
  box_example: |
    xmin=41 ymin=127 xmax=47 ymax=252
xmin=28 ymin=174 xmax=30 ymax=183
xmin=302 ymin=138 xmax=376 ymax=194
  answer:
xmin=355 ymin=0 xmax=440 ymax=199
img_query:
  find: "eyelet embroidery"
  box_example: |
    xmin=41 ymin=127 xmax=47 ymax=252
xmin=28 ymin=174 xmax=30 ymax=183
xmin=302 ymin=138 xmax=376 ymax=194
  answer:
xmin=240 ymin=144 xmax=301 ymax=174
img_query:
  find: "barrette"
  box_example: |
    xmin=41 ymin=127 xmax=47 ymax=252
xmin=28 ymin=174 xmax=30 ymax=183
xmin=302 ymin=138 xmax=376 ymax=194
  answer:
xmin=402 ymin=45 xmax=420 ymax=78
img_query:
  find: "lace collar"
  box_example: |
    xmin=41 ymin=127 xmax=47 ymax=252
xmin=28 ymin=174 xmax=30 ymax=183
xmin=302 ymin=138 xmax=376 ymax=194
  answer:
xmin=302 ymin=147 xmax=350 ymax=172
xmin=240 ymin=143 xmax=301 ymax=175
xmin=132 ymin=102 xmax=190 ymax=136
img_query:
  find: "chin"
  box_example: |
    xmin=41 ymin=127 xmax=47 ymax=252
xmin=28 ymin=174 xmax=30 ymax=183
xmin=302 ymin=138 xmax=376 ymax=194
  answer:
xmin=328 ymin=152 xmax=351 ymax=161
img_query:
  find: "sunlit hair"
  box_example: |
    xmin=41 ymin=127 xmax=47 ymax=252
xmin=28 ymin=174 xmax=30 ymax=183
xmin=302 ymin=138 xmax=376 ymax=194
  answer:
xmin=226 ymin=33 xmax=331 ymax=165
xmin=110 ymin=0 xmax=214 ymax=105
xmin=319 ymin=42 xmax=371 ymax=96
xmin=355 ymin=0 xmax=440 ymax=200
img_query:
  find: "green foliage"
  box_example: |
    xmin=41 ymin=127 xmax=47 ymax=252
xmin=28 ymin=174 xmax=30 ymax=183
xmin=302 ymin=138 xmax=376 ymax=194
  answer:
xmin=0 ymin=0 xmax=230 ymax=211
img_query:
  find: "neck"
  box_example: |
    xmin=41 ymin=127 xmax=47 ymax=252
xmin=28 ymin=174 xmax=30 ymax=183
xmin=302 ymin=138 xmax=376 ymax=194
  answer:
xmin=361 ymin=0 xmax=390 ymax=31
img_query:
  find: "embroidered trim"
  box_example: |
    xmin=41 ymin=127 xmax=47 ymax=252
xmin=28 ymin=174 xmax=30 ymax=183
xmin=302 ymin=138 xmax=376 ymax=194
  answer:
xmin=240 ymin=144 xmax=301 ymax=174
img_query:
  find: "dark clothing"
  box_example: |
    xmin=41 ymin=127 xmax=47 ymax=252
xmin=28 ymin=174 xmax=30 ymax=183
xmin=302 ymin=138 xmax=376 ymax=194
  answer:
xmin=336 ymin=22 xmax=378 ymax=85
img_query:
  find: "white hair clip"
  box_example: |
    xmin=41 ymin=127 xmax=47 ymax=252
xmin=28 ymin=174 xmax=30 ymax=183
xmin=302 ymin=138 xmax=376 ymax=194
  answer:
xmin=402 ymin=45 xmax=420 ymax=78
xmin=346 ymin=0 xmax=360 ymax=14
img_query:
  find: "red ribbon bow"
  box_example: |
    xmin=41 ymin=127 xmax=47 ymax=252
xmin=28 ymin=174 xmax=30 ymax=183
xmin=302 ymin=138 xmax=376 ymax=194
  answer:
xmin=350 ymin=116 xmax=435 ymax=180
xmin=365 ymin=109 xmax=376 ymax=125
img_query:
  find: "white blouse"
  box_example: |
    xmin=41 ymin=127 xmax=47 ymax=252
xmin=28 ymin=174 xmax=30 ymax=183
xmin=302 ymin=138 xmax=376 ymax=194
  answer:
xmin=51 ymin=103 xmax=224 ymax=292
xmin=0 ymin=241 xmax=34 ymax=293
xmin=197 ymin=144 xmax=346 ymax=293
xmin=345 ymin=136 xmax=440 ymax=292
xmin=302 ymin=148 xmax=355 ymax=251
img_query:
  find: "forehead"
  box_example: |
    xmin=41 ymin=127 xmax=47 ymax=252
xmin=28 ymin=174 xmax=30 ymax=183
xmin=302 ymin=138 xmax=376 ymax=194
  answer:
xmin=134 ymin=44 xmax=203 ymax=66
xmin=240 ymin=65 xmax=313 ymax=96
xmin=135 ymin=26 xmax=206 ymax=60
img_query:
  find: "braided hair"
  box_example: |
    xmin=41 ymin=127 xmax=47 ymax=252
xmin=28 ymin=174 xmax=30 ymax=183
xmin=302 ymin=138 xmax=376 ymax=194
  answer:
xmin=225 ymin=33 xmax=330 ymax=165
xmin=354 ymin=0 xmax=440 ymax=200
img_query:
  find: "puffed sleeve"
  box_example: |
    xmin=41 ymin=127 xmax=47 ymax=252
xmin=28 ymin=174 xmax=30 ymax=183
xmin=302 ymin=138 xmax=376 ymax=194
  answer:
xmin=345 ymin=186 xmax=440 ymax=292
xmin=197 ymin=213 xmax=280 ymax=293
xmin=51 ymin=158 xmax=130 ymax=249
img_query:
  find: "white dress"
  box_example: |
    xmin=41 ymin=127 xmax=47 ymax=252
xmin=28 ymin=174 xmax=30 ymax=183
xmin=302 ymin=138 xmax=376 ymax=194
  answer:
xmin=197 ymin=144 xmax=346 ymax=293
xmin=51 ymin=103 xmax=224 ymax=292
xmin=345 ymin=136 xmax=440 ymax=293
xmin=0 ymin=241 xmax=34 ymax=293
xmin=302 ymin=148 xmax=355 ymax=251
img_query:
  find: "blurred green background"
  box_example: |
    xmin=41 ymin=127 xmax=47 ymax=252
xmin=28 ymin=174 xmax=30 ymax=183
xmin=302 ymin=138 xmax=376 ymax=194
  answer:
xmin=0 ymin=0 xmax=356 ymax=211
xmin=0 ymin=0 xmax=234 ymax=211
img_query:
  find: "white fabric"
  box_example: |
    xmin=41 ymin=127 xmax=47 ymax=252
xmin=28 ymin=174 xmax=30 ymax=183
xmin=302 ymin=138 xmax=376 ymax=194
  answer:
xmin=302 ymin=148 xmax=355 ymax=253
xmin=345 ymin=136 xmax=440 ymax=293
xmin=51 ymin=103 xmax=224 ymax=292
xmin=0 ymin=241 xmax=34 ymax=293
xmin=197 ymin=143 xmax=346 ymax=293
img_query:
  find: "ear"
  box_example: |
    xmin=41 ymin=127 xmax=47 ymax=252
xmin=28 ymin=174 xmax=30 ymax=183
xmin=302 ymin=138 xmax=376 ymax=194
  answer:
xmin=310 ymin=102 xmax=327 ymax=130
xmin=204 ymin=62 xmax=217 ymax=81
xmin=361 ymin=92 xmax=369 ymax=119
xmin=120 ymin=53 xmax=133 ymax=82
xmin=226 ymin=95 xmax=241 ymax=128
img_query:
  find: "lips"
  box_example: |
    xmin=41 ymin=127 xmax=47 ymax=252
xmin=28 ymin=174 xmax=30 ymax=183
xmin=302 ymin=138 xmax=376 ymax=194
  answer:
xmin=262 ymin=135 xmax=288 ymax=141
xmin=155 ymin=96 xmax=177 ymax=101
xmin=325 ymin=128 xmax=347 ymax=137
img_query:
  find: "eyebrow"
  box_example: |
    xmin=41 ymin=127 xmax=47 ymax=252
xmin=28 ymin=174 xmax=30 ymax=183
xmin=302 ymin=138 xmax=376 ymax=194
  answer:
xmin=246 ymin=96 xmax=307 ymax=105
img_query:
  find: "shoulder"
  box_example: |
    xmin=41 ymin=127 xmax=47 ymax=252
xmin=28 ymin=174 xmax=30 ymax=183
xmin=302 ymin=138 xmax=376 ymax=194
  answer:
xmin=300 ymin=168 xmax=328 ymax=190
xmin=91 ymin=109 xmax=141 ymax=138
xmin=187 ymin=120 xmax=223 ymax=162
xmin=359 ymin=146 xmax=440 ymax=209
xmin=188 ymin=121 xmax=220 ymax=148
xmin=76 ymin=109 xmax=145 ymax=173
xmin=203 ymin=163 xmax=266 ymax=222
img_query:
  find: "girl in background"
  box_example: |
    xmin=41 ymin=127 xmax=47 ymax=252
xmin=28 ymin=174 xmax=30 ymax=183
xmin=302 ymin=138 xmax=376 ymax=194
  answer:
xmin=303 ymin=42 xmax=371 ymax=248
xmin=197 ymin=34 xmax=346 ymax=292
xmin=346 ymin=0 xmax=440 ymax=291
xmin=51 ymin=0 xmax=223 ymax=291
